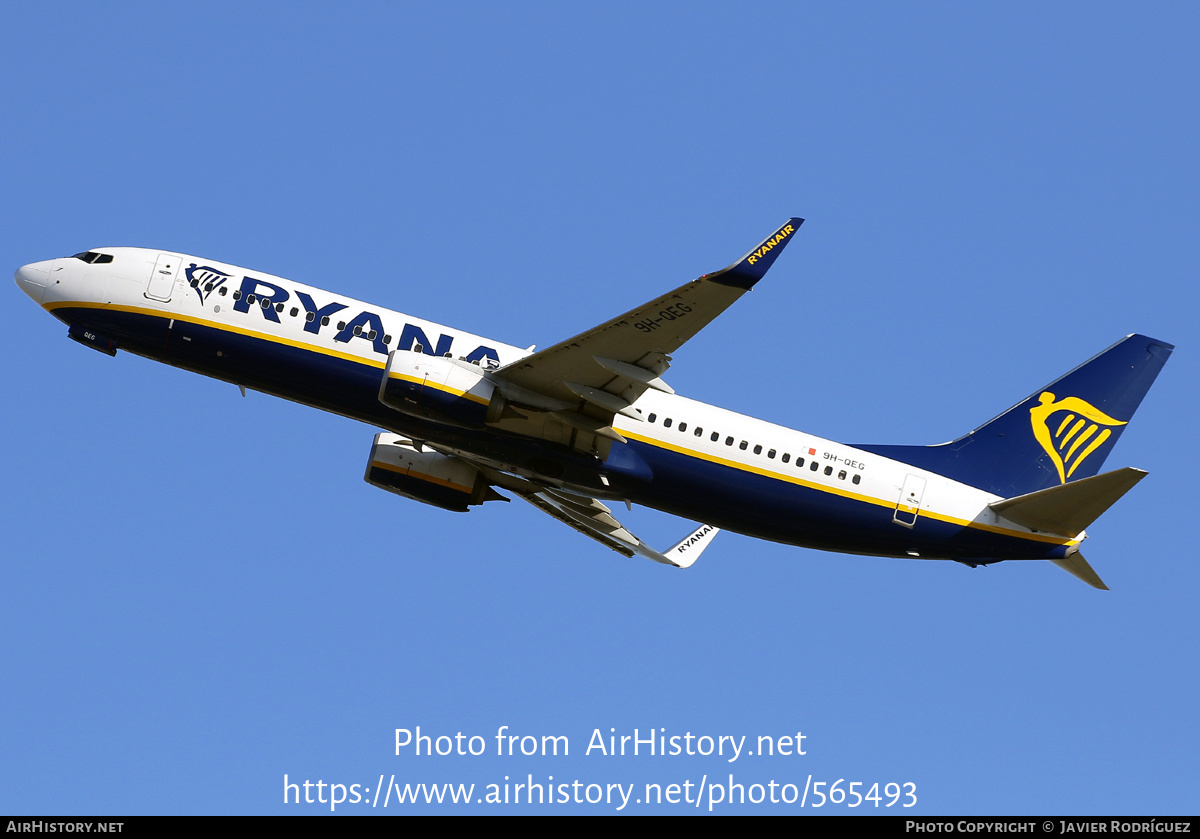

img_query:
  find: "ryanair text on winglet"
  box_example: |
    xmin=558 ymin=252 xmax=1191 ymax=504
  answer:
xmin=673 ymin=525 xmax=715 ymax=554
xmin=746 ymin=225 xmax=795 ymax=265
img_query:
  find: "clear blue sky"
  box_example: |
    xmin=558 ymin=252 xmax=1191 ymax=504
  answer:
xmin=2 ymin=2 xmax=1196 ymax=815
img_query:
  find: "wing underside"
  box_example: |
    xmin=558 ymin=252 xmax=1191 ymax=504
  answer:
xmin=475 ymin=465 xmax=718 ymax=568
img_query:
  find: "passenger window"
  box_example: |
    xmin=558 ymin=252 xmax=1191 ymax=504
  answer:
xmin=768 ymin=449 xmax=776 ymax=459
xmin=824 ymin=465 xmax=833 ymax=476
xmin=711 ymin=432 xmax=719 ymax=442
xmin=739 ymin=441 xmax=748 ymax=450
xmin=753 ymin=444 xmax=762 ymax=455
xmin=383 ymin=334 xmax=392 ymax=344
xmin=664 ymin=418 xmax=672 ymax=428
xmin=321 ymin=316 xmax=330 ymax=326
xmin=290 ymin=307 xmax=298 ymax=317
xmin=189 ymin=278 xmax=199 ymax=288
xmin=205 ymin=283 xmax=214 ymax=293
xmin=232 ymin=290 xmax=241 ymax=300
xmin=782 ymin=453 xmax=790 ymax=463
xmin=246 ymin=294 xmax=256 ymax=304
xmin=305 ymin=311 xmax=315 ymax=322
xmin=694 ymin=427 xmax=703 ymax=437
xmin=852 ymin=474 xmax=861 ymax=485
xmin=261 ymin=298 xmax=271 ymax=309
xmin=353 ymin=326 xmax=363 ymax=336
xmin=337 ymin=321 xmax=346 ymax=330
xmin=838 ymin=470 xmax=847 ymax=480
xmin=678 ymin=422 xmax=687 ymax=432
xmin=810 ymin=461 xmax=819 ymax=471
xmin=369 ymin=330 xmax=378 ymax=340
xmin=796 ymin=458 xmax=804 ymax=468
xmin=275 ymin=303 xmax=284 ymax=312
xmin=219 ymin=287 xmax=227 ymax=296
xmin=725 ymin=437 xmax=734 ymax=446
xmin=648 ymin=413 xmax=657 ymax=423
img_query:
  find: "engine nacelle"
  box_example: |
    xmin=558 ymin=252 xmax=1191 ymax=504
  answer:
xmin=364 ymin=433 xmax=503 ymax=512
xmin=378 ymin=350 xmax=500 ymax=427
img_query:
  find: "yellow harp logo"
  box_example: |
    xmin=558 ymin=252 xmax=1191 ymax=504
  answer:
xmin=1029 ymin=392 xmax=1127 ymax=483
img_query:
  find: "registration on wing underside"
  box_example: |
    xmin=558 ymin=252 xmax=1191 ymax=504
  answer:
xmin=494 ymin=219 xmax=803 ymax=407
xmin=495 ymin=279 xmax=738 ymax=402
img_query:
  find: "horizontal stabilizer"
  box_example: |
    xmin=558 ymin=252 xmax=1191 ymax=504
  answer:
xmin=1051 ymin=553 xmax=1109 ymax=590
xmin=990 ymin=467 xmax=1147 ymax=538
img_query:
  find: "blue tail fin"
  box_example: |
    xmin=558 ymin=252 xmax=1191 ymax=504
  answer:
xmin=855 ymin=334 xmax=1173 ymax=498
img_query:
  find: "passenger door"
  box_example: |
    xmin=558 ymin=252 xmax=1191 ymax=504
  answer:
xmin=144 ymin=253 xmax=181 ymax=302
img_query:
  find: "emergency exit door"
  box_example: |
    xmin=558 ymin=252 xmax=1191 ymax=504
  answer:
xmin=893 ymin=474 xmax=927 ymax=528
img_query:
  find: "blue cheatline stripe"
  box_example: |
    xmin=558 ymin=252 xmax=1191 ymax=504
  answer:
xmin=50 ymin=302 xmax=1070 ymax=561
xmin=623 ymin=437 xmax=1070 ymax=561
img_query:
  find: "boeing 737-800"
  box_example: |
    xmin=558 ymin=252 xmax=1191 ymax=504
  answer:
xmin=15 ymin=219 xmax=1172 ymax=588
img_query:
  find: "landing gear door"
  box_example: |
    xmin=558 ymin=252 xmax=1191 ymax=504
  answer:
xmin=893 ymin=473 xmax=927 ymax=528
xmin=145 ymin=253 xmax=181 ymax=302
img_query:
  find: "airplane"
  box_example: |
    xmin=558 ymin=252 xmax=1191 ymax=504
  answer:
xmin=14 ymin=219 xmax=1172 ymax=589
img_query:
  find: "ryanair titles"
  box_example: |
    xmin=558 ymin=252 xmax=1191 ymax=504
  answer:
xmin=745 ymin=224 xmax=795 ymax=265
xmin=186 ymin=265 xmax=501 ymax=367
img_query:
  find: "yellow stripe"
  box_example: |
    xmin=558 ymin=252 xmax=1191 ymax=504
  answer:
xmin=47 ymin=300 xmax=1075 ymax=548
xmin=52 ymin=300 xmax=494 ymax=406
xmin=370 ymin=460 xmax=474 ymax=493
xmin=46 ymin=300 xmax=388 ymax=369
xmin=387 ymin=370 xmax=491 ymax=405
xmin=620 ymin=429 xmax=1076 ymax=547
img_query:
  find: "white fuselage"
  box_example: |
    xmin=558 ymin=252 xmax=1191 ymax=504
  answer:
xmin=16 ymin=247 xmax=1080 ymax=563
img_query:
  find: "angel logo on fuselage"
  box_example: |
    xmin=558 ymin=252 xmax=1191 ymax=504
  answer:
xmin=184 ymin=263 xmax=231 ymax=306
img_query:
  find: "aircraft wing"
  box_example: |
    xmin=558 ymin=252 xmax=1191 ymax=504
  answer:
xmin=508 ymin=483 xmax=719 ymax=568
xmin=490 ymin=219 xmax=803 ymax=442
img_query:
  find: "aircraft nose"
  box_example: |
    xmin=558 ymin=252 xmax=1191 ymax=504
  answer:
xmin=15 ymin=260 xmax=51 ymax=305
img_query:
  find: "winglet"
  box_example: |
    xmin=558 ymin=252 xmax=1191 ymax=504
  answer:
xmin=708 ymin=218 xmax=804 ymax=290
xmin=635 ymin=523 xmax=720 ymax=568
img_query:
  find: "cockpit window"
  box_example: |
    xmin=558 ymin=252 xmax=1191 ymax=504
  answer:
xmin=72 ymin=251 xmax=113 ymax=264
